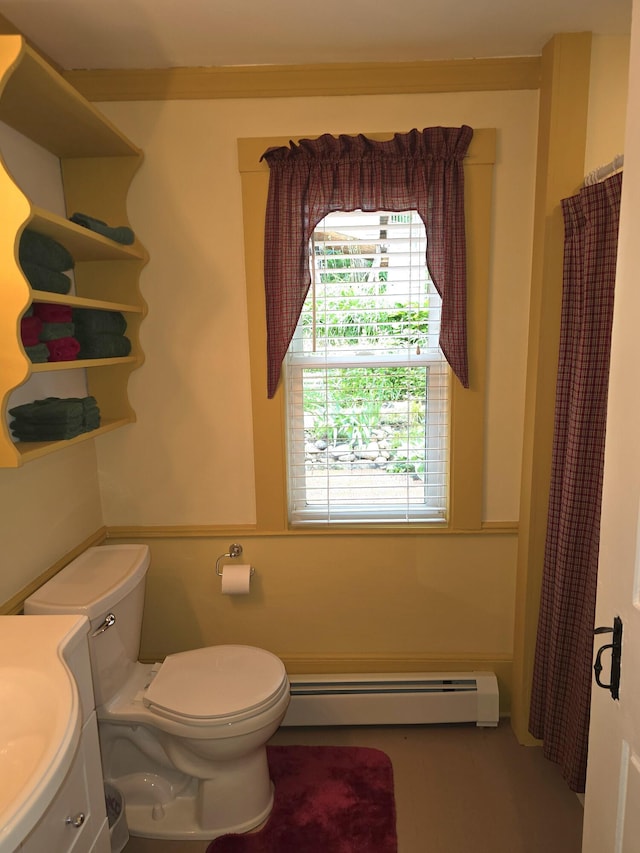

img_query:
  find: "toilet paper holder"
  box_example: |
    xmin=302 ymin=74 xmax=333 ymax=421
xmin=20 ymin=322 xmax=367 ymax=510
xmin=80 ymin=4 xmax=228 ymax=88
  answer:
xmin=215 ymin=543 xmax=255 ymax=577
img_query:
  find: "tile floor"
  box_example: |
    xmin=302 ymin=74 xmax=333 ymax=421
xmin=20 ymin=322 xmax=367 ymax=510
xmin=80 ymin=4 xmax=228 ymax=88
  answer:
xmin=123 ymin=720 xmax=584 ymax=853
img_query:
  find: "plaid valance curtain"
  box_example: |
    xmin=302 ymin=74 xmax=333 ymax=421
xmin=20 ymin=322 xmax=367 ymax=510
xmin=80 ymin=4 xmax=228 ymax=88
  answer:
xmin=529 ymin=171 xmax=622 ymax=792
xmin=260 ymin=126 xmax=473 ymax=398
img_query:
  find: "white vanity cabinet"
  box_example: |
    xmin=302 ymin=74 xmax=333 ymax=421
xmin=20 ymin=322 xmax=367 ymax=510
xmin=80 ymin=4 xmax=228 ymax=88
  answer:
xmin=18 ymin=712 xmax=110 ymax=853
xmin=0 ymin=615 xmax=111 ymax=853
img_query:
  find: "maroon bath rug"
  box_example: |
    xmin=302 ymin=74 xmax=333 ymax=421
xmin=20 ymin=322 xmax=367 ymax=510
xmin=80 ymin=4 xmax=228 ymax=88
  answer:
xmin=207 ymin=744 xmax=397 ymax=853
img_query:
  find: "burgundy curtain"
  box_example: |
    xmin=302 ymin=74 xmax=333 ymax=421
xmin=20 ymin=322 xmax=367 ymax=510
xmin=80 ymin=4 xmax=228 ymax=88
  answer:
xmin=260 ymin=126 xmax=473 ymax=398
xmin=529 ymin=171 xmax=622 ymax=792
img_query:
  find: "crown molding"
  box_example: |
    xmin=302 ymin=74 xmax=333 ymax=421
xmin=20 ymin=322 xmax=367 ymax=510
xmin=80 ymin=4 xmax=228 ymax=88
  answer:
xmin=64 ymin=56 xmax=541 ymax=101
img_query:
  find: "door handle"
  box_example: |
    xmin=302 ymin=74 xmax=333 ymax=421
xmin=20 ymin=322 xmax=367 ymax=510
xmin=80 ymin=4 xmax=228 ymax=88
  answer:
xmin=593 ymin=616 xmax=623 ymax=700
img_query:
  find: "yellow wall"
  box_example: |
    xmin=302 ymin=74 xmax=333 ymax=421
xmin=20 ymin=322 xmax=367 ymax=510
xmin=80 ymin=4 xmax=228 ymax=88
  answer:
xmin=0 ymin=442 xmax=103 ymax=605
xmin=585 ymin=36 xmax=630 ymax=173
xmin=0 ymin=36 xmax=630 ymax=717
xmin=96 ymin=90 xmax=538 ymax=526
xmin=134 ymin=534 xmax=515 ymax=662
xmin=108 ymin=531 xmax=517 ymax=706
xmin=91 ymin=89 xmax=539 ymax=710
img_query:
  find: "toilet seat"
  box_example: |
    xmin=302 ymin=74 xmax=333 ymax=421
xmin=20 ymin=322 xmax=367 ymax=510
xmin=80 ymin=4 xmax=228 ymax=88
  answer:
xmin=143 ymin=644 xmax=289 ymax=726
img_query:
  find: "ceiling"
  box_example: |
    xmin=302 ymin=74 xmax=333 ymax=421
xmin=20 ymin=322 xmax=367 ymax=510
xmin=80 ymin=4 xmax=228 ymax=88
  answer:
xmin=0 ymin=0 xmax=633 ymax=70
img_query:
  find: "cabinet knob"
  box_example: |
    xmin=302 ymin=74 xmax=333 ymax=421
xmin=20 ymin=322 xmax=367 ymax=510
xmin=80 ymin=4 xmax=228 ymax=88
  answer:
xmin=65 ymin=812 xmax=85 ymax=828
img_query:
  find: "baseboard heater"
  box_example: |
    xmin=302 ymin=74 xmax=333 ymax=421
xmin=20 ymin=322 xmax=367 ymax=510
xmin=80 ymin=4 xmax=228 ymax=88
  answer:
xmin=281 ymin=671 xmax=499 ymax=728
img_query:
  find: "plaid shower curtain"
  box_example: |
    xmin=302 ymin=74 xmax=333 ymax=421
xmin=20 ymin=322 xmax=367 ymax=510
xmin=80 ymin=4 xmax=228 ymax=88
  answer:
xmin=529 ymin=171 xmax=622 ymax=792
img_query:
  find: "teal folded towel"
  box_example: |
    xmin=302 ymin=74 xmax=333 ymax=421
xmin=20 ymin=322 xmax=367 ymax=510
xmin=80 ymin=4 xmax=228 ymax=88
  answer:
xmin=84 ymin=412 xmax=101 ymax=430
xmin=9 ymin=396 xmax=97 ymax=424
xmin=21 ymin=261 xmax=72 ymax=295
xmin=39 ymin=322 xmax=75 ymax=341
xmin=12 ymin=424 xmax=85 ymax=441
xmin=24 ymin=343 xmax=49 ymax=363
xmin=10 ymin=403 xmax=84 ymax=426
xmin=70 ymin=212 xmax=135 ymax=245
xmin=73 ymin=308 xmax=127 ymax=336
xmin=77 ymin=334 xmax=132 ymax=359
xmin=19 ymin=229 xmax=74 ymax=272
xmin=13 ymin=413 xmax=84 ymax=428
xmin=10 ymin=395 xmax=100 ymax=441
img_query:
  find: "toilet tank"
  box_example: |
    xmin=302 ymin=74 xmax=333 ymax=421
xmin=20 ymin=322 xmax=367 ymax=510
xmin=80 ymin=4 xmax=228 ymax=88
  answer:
xmin=24 ymin=544 xmax=150 ymax=707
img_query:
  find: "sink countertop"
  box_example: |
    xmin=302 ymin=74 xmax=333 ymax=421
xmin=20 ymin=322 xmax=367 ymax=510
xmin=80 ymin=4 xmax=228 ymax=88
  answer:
xmin=0 ymin=614 xmax=89 ymax=853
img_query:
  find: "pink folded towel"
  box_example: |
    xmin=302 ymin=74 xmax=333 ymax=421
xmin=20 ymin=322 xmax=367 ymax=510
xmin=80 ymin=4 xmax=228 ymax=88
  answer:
xmin=33 ymin=302 xmax=73 ymax=324
xmin=45 ymin=336 xmax=80 ymax=362
xmin=20 ymin=315 xmax=43 ymax=346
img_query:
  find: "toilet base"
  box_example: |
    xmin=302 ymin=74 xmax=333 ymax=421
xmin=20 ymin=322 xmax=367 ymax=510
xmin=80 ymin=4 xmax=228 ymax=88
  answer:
xmin=98 ymin=670 xmax=289 ymax=841
xmin=125 ymin=781 xmax=274 ymax=841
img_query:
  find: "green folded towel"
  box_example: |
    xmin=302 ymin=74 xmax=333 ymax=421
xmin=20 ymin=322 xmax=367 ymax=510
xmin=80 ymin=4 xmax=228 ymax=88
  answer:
xmin=21 ymin=261 xmax=72 ymax=295
xmin=19 ymin=229 xmax=74 ymax=272
xmin=11 ymin=422 xmax=86 ymax=441
xmin=13 ymin=404 xmax=84 ymax=426
xmin=24 ymin=343 xmax=50 ymax=363
xmin=39 ymin=322 xmax=75 ymax=341
xmin=12 ymin=426 xmax=101 ymax=442
xmin=76 ymin=396 xmax=99 ymax=411
xmin=73 ymin=308 xmax=127 ymax=336
xmin=10 ymin=395 xmax=101 ymax=440
xmin=77 ymin=334 xmax=132 ymax=359
xmin=84 ymin=413 xmax=101 ymax=430
xmin=70 ymin=212 xmax=135 ymax=245
xmin=9 ymin=396 xmax=97 ymax=424
xmin=82 ymin=404 xmax=100 ymax=421
xmin=12 ymin=413 xmax=84 ymax=428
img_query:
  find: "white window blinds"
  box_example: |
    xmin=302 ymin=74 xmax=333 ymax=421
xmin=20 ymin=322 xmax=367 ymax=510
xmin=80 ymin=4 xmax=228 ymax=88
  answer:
xmin=285 ymin=210 xmax=449 ymax=524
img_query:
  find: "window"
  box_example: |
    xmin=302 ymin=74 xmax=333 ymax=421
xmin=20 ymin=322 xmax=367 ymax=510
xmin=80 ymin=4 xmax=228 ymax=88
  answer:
xmin=286 ymin=210 xmax=448 ymax=524
xmin=237 ymin=128 xmax=494 ymax=533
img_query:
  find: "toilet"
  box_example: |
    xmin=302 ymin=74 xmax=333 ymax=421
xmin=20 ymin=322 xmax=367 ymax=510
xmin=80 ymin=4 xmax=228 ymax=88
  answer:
xmin=24 ymin=544 xmax=290 ymax=841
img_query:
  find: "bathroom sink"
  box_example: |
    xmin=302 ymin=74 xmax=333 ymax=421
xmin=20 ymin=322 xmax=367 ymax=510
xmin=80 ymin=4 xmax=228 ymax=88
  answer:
xmin=0 ymin=616 xmax=84 ymax=853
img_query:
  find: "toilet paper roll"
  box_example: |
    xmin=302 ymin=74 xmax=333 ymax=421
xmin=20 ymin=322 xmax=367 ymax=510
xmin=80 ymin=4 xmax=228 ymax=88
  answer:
xmin=221 ymin=563 xmax=252 ymax=595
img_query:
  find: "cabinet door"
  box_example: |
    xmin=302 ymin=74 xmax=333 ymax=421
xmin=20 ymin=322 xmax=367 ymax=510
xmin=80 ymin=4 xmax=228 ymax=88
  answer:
xmin=20 ymin=713 xmax=107 ymax=853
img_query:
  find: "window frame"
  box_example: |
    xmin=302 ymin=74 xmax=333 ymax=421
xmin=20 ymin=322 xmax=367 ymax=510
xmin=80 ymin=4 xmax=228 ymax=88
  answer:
xmin=238 ymin=128 xmax=495 ymax=533
xmin=286 ymin=209 xmax=449 ymax=525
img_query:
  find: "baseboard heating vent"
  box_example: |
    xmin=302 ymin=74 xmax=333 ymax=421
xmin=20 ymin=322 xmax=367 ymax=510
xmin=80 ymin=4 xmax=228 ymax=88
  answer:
xmin=281 ymin=671 xmax=499 ymax=728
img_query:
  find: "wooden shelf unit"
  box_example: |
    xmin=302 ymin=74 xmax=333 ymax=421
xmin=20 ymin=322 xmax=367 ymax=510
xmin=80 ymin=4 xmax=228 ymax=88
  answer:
xmin=0 ymin=35 xmax=148 ymax=468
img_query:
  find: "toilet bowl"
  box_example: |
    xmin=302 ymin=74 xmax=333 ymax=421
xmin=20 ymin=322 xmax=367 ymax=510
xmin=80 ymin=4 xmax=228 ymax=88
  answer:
xmin=24 ymin=544 xmax=290 ymax=841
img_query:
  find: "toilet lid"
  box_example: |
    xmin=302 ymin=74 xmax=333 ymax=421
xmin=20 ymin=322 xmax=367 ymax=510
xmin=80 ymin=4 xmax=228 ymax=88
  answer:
xmin=143 ymin=645 xmax=287 ymax=722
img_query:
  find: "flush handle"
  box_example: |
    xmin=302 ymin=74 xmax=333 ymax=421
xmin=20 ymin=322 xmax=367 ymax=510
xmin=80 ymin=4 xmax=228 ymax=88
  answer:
xmin=91 ymin=613 xmax=116 ymax=637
